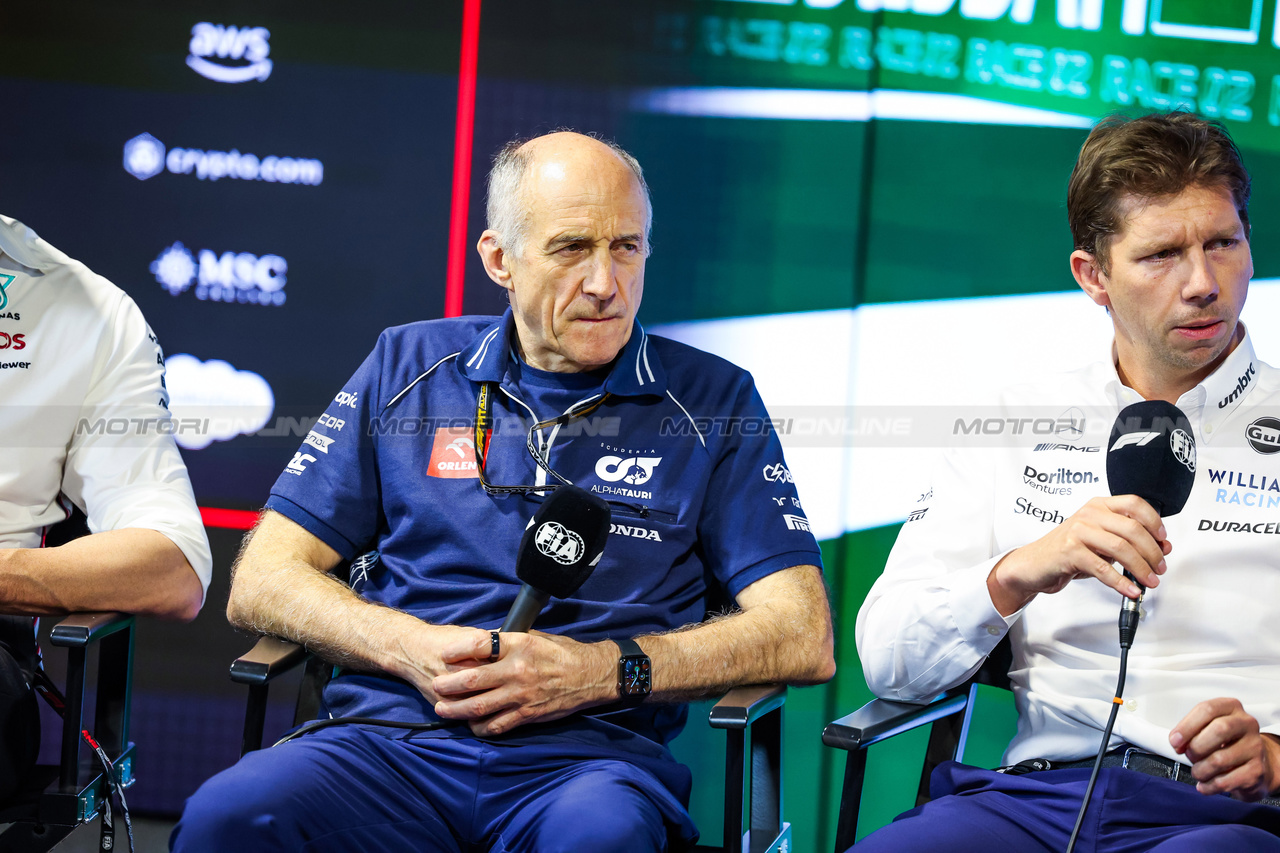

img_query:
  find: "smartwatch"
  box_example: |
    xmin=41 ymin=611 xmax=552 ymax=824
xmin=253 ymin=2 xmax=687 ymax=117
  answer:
xmin=615 ymin=638 xmax=651 ymax=706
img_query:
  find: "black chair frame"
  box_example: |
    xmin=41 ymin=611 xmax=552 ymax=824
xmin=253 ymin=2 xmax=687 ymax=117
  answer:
xmin=231 ymin=636 xmax=790 ymax=853
xmin=0 ymin=612 xmax=136 ymax=852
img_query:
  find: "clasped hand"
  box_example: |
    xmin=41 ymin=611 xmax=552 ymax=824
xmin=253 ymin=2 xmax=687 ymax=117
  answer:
xmin=428 ymin=629 xmax=615 ymax=736
xmin=1171 ymin=698 xmax=1280 ymax=802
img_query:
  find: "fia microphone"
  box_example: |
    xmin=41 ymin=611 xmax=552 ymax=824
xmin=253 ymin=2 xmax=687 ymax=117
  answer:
xmin=500 ymin=486 xmax=611 ymax=633
xmin=1105 ymin=400 xmax=1196 ymax=645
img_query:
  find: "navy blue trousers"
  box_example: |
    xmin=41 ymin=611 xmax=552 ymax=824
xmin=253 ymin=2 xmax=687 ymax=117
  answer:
xmin=852 ymin=761 xmax=1280 ymax=852
xmin=170 ymin=726 xmax=697 ymax=853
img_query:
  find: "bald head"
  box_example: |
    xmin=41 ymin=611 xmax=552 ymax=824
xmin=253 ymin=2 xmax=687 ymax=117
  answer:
xmin=484 ymin=131 xmax=652 ymax=257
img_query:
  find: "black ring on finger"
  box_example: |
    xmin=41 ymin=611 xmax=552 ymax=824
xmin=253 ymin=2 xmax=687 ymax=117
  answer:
xmin=489 ymin=630 xmax=500 ymax=662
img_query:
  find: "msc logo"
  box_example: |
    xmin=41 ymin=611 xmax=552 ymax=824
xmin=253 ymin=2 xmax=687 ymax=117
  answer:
xmin=151 ymin=243 xmax=288 ymax=306
xmin=124 ymin=133 xmax=165 ymax=181
xmin=762 ymin=463 xmax=793 ymax=483
xmin=188 ymin=23 xmax=272 ymax=83
xmin=595 ymin=456 xmax=661 ymax=486
xmin=534 ymin=521 xmax=585 ymax=565
xmin=285 ymin=452 xmax=315 ymax=475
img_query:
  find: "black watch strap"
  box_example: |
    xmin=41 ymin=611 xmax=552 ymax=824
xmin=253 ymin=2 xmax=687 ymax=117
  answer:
xmin=615 ymin=637 xmax=651 ymax=706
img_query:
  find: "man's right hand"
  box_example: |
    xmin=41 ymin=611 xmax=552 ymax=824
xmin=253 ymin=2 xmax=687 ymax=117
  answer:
xmin=986 ymin=494 xmax=1171 ymax=616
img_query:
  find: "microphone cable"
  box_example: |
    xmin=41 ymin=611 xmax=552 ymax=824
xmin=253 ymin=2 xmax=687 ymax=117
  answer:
xmin=1065 ymin=577 xmax=1144 ymax=853
xmin=273 ymin=716 xmax=454 ymax=748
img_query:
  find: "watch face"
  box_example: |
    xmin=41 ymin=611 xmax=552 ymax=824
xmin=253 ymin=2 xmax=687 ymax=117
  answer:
xmin=621 ymin=657 xmax=651 ymax=696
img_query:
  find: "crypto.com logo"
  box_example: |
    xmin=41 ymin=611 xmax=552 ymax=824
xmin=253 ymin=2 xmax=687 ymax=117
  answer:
xmin=123 ymin=133 xmax=165 ymax=181
xmin=188 ymin=23 xmax=272 ymax=83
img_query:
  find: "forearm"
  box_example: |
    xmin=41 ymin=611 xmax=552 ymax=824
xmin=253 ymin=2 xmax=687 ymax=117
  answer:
xmin=0 ymin=528 xmax=203 ymax=620
xmin=638 ymin=564 xmax=834 ymax=702
xmin=227 ymin=512 xmax=458 ymax=696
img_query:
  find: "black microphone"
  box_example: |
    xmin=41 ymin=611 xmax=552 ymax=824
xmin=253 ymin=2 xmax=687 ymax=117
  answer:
xmin=1106 ymin=400 xmax=1197 ymax=516
xmin=1105 ymin=400 xmax=1196 ymax=646
xmin=500 ymin=486 xmax=611 ymax=633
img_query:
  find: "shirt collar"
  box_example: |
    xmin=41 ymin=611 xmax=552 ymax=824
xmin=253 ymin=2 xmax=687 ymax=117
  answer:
xmin=1102 ymin=325 xmax=1259 ymax=433
xmin=456 ymin=308 xmax=668 ymax=397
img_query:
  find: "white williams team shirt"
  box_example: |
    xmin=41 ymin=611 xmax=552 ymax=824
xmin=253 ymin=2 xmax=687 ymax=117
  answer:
xmin=856 ymin=329 xmax=1280 ymax=765
xmin=0 ymin=216 xmax=211 ymax=596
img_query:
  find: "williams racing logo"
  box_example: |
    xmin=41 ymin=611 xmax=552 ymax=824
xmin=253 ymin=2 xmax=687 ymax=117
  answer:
xmin=426 ymin=427 xmax=479 ymax=479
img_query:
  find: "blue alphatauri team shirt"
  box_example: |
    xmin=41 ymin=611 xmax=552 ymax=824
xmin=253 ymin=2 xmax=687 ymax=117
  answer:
xmin=266 ymin=309 xmax=822 ymax=751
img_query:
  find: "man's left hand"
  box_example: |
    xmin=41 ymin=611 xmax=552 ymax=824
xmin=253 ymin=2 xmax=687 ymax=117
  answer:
xmin=430 ymin=631 xmax=616 ymax=736
xmin=1169 ymin=697 xmax=1280 ymax=801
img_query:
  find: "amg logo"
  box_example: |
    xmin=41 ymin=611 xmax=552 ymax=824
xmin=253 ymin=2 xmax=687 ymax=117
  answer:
xmin=609 ymin=523 xmax=662 ymax=542
xmin=1033 ymin=443 xmax=1100 ymax=453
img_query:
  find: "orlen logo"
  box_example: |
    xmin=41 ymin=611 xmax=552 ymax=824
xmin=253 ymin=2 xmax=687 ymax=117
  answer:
xmin=151 ymin=243 xmax=287 ymax=306
xmin=595 ymin=456 xmax=661 ymax=486
xmin=188 ymin=23 xmax=272 ymax=83
xmin=427 ymin=427 xmax=479 ymax=479
xmin=0 ymin=332 xmax=27 ymax=350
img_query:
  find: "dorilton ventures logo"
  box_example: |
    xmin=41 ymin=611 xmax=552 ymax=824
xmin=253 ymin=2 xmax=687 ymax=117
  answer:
xmin=123 ymin=133 xmax=323 ymax=185
xmin=151 ymin=243 xmax=287 ymax=306
xmin=1022 ymin=464 xmax=1098 ymax=495
xmin=188 ymin=23 xmax=272 ymax=83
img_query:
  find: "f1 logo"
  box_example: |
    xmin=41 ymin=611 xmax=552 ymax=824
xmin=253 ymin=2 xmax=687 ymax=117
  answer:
xmin=1109 ymin=431 xmax=1159 ymax=452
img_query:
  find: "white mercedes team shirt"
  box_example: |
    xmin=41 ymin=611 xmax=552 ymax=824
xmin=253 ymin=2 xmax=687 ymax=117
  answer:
xmin=0 ymin=215 xmax=212 ymax=597
xmin=857 ymin=329 xmax=1280 ymax=765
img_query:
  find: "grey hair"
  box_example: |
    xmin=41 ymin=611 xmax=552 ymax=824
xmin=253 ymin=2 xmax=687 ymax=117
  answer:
xmin=484 ymin=132 xmax=653 ymax=257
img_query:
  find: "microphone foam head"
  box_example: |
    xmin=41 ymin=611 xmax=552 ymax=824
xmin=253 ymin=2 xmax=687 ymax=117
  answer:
xmin=516 ymin=485 xmax=611 ymax=599
xmin=1106 ymin=400 xmax=1196 ymax=516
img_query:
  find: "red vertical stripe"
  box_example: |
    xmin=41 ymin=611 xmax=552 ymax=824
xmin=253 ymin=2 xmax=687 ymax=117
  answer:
xmin=199 ymin=507 xmax=261 ymax=530
xmin=444 ymin=0 xmax=483 ymax=318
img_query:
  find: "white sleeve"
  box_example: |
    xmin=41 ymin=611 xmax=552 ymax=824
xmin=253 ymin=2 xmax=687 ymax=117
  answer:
xmin=854 ymin=444 xmax=1020 ymax=702
xmin=60 ymin=290 xmax=213 ymax=598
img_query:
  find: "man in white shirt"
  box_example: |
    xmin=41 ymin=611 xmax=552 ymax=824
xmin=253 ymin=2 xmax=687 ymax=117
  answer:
xmin=0 ymin=215 xmax=212 ymax=796
xmin=854 ymin=113 xmax=1280 ymax=851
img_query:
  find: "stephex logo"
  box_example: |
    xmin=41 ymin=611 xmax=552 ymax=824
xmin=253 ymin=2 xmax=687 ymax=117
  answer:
xmin=1170 ymin=428 xmax=1196 ymax=472
xmin=0 ymin=274 xmax=14 ymax=311
xmin=188 ymin=23 xmax=272 ymax=83
xmin=1246 ymin=417 xmax=1280 ymax=455
xmin=595 ymin=455 xmax=661 ymax=486
xmin=1218 ymin=363 xmax=1256 ymax=409
xmin=534 ymin=521 xmax=585 ymax=565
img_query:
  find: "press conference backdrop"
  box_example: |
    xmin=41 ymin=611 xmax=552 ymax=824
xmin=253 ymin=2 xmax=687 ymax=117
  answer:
xmin=5 ymin=1 xmax=1280 ymax=848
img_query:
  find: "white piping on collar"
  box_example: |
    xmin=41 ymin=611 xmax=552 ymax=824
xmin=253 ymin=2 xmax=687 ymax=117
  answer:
xmin=666 ymin=390 xmax=705 ymax=447
xmin=383 ymin=352 xmax=459 ymax=412
xmin=466 ymin=326 xmax=502 ymax=369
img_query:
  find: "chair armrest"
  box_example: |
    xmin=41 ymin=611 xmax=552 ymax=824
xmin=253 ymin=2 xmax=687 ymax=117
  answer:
xmin=707 ymin=684 xmax=786 ymax=729
xmin=49 ymin=612 xmax=133 ymax=647
xmin=229 ymin=636 xmax=309 ymax=685
xmin=822 ymin=690 xmax=968 ymax=752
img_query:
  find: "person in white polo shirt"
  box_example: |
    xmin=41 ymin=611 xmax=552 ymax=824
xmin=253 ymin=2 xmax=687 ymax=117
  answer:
xmin=0 ymin=215 xmax=211 ymax=796
xmin=854 ymin=113 xmax=1280 ymax=851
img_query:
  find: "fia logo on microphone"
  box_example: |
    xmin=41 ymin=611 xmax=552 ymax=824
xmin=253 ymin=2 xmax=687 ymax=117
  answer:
xmin=534 ymin=522 xmax=585 ymax=565
xmin=1170 ymin=429 xmax=1196 ymax=472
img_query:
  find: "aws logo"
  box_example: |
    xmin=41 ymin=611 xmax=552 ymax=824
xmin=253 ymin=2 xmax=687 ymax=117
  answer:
xmin=595 ymin=455 xmax=662 ymax=486
xmin=427 ymin=427 xmax=478 ymax=479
